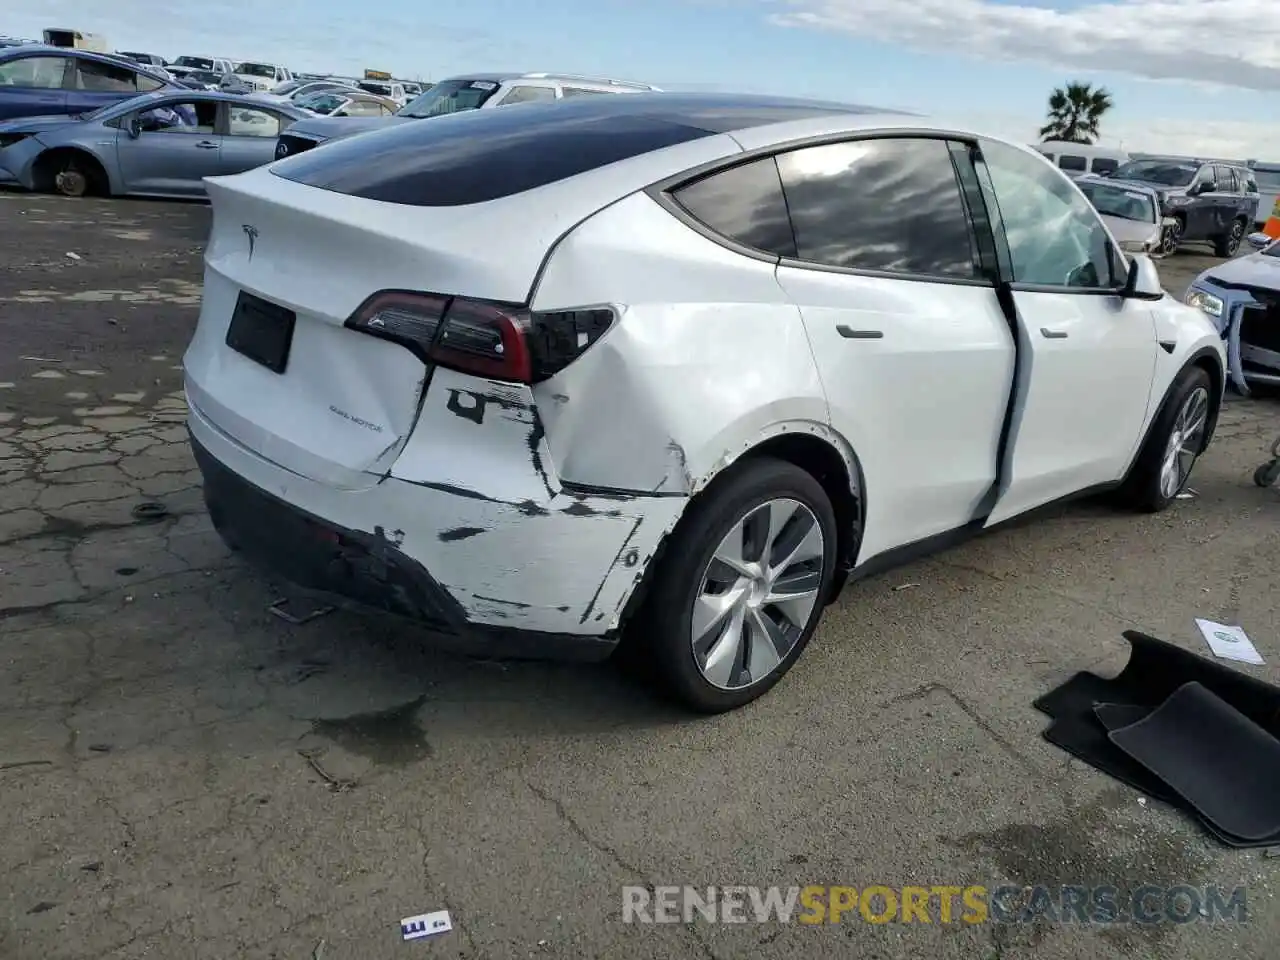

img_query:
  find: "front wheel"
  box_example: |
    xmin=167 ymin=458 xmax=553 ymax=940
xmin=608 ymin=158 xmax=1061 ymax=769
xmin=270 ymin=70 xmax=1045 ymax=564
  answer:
xmin=635 ymin=457 xmax=838 ymax=713
xmin=1158 ymin=218 xmax=1184 ymax=257
xmin=1119 ymin=365 xmax=1212 ymax=512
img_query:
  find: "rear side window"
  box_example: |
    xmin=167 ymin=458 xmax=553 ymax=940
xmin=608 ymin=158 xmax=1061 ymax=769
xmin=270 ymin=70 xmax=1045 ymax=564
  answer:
xmin=670 ymin=157 xmax=797 ymax=258
xmin=1243 ymin=172 xmax=1259 ymax=194
xmin=775 ymin=137 xmax=979 ymax=279
xmin=273 ymin=104 xmax=716 ymax=206
xmin=74 ymin=59 xmax=140 ymax=92
xmin=1091 ymin=157 xmax=1119 ymax=176
xmin=499 ymin=85 xmax=556 ymax=104
xmin=1058 ymin=154 xmax=1087 ymax=172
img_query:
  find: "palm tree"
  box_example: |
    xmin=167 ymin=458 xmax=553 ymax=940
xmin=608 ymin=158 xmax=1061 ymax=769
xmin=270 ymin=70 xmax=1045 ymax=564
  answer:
xmin=1039 ymin=82 xmax=1114 ymax=144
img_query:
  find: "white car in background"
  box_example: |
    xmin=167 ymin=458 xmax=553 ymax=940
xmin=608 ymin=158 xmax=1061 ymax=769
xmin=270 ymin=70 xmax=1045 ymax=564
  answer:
xmin=229 ymin=61 xmax=292 ymax=92
xmin=1075 ymin=175 xmax=1168 ymax=255
xmin=185 ymin=93 xmax=1226 ymax=713
xmin=167 ymin=55 xmax=235 ymax=79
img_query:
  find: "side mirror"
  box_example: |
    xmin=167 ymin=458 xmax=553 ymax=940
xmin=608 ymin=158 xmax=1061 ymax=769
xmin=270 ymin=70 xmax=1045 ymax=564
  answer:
xmin=1121 ymin=253 xmax=1164 ymax=300
xmin=126 ymin=115 xmax=141 ymax=138
xmin=1246 ymin=232 xmax=1273 ymax=251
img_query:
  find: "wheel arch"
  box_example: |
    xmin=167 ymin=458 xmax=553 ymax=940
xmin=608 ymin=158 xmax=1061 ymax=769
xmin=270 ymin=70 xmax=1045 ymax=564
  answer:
xmin=617 ymin=423 xmax=865 ymax=633
xmin=1124 ymin=345 xmax=1224 ymax=484
xmin=31 ymin=145 xmax=113 ymax=196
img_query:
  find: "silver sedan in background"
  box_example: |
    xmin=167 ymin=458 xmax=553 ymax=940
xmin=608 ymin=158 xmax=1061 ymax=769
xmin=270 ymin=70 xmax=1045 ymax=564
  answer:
xmin=0 ymin=89 xmax=309 ymax=198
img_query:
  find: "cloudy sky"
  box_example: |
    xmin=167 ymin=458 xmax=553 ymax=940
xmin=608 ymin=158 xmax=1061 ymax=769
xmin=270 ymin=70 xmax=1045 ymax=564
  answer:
xmin=9 ymin=0 xmax=1280 ymax=158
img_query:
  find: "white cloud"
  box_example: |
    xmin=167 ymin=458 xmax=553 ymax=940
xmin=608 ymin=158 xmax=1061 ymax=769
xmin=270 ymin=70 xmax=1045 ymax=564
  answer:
xmin=769 ymin=0 xmax=1280 ymax=92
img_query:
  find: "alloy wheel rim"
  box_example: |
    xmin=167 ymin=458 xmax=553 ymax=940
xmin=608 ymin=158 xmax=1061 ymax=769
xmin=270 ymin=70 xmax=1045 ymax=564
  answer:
xmin=691 ymin=498 xmax=825 ymax=691
xmin=1160 ymin=386 xmax=1210 ymax=499
xmin=1228 ymin=222 xmax=1243 ymax=253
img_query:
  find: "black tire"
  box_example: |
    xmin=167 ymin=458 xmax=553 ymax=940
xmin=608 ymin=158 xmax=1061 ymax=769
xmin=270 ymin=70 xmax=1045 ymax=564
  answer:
xmin=1159 ymin=217 xmax=1184 ymax=256
xmin=1214 ymin=217 xmax=1247 ymax=258
xmin=632 ymin=457 xmax=838 ymax=713
xmin=1118 ymin=365 xmax=1213 ymax=512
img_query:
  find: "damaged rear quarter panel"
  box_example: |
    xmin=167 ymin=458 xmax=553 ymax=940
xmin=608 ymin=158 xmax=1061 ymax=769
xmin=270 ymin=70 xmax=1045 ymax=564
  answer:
xmin=388 ymin=366 xmax=686 ymax=631
xmin=530 ymin=190 xmax=831 ymax=495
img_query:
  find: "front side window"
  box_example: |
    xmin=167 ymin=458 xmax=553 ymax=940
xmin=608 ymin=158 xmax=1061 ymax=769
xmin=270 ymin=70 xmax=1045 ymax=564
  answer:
xmin=775 ymin=137 xmax=979 ymax=279
xmin=562 ymin=86 xmax=610 ymax=98
xmin=671 ymin=156 xmax=796 ymax=258
xmin=1213 ymin=165 xmax=1236 ymax=192
xmin=499 ymin=85 xmax=557 ymax=105
xmin=0 ymin=55 xmax=69 ymax=89
xmin=74 ymin=59 xmax=140 ymax=93
xmin=227 ymin=106 xmax=282 ymax=137
xmin=136 ymin=100 xmax=217 ymax=133
xmin=979 ymin=138 xmax=1118 ymax=290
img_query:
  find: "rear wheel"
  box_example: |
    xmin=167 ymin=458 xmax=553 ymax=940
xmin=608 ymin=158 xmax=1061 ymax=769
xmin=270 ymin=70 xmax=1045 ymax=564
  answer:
xmin=1118 ymin=365 xmax=1212 ymax=512
xmin=1214 ymin=217 xmax=1246 ymax=258
xmin=634 ymin=457 xmax=837 ymax=713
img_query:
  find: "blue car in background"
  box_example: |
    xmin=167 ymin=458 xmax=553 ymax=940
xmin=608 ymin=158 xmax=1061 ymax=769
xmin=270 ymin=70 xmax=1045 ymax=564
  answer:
xmin=0 ymin=90 xmax=310 ymax=198
xmin=0 ymin=45 xmax=176 ymax=121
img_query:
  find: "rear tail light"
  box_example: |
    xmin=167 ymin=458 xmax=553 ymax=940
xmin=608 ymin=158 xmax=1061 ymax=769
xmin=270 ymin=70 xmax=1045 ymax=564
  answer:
xmin=345 ymin=291 xmax=614 ymax=384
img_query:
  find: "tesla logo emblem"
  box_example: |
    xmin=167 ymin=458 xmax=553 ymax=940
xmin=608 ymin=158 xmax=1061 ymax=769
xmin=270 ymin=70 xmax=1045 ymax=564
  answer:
xmin=242 ymin=224 xmax=258 ymax=260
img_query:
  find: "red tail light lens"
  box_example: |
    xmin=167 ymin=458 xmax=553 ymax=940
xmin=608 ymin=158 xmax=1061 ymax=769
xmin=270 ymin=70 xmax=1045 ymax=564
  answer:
xmin=345 ymin=290 xmax=613 ymax=384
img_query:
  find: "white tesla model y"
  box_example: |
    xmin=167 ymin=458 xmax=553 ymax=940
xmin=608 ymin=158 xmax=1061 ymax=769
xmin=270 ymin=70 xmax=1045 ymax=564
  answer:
xmin=184 ymin=93 xmax=1226 ymax=712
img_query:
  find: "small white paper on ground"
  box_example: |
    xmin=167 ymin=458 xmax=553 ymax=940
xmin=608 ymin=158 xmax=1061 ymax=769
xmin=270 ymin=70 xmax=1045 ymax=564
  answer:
xmin=401 ymin=910 xmax=452 ymax=941
xmin=1196 ymin=619 xmax=1264 ymax=665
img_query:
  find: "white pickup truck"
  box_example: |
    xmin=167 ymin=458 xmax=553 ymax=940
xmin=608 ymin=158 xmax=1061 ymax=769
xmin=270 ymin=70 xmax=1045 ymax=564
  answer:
xmin=228 ymin=61 xmax=294 ymax=92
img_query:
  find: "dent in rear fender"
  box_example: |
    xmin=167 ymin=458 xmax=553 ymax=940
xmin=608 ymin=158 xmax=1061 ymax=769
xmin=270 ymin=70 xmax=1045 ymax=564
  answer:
xmin=529 ymin=190 xmax=832 ymax=495
xmin=388 ymin=366 xmax=688 ymax=630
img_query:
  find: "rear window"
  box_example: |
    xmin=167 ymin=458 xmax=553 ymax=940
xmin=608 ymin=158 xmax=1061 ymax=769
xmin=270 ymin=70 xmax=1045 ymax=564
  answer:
xmin=671 ymin=157 xmax=797 ymax=258
xmin=273 ymin=101 xmax=717 ymax=206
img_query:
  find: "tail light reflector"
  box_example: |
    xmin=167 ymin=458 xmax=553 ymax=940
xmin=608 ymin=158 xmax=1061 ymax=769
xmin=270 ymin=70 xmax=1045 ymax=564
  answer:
xmin=345 ymin=291 xmax=613 ymax=384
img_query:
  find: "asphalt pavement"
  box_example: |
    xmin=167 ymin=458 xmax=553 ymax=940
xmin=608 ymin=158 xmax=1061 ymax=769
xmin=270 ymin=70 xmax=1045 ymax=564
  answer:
xmin=1 ymin=191 xmax=1279 ymax=960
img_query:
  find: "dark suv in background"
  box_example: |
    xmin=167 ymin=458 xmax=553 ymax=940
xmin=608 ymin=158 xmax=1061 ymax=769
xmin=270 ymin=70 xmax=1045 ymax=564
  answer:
xmin=1108 ymin=157 xmax=1258 ymax=257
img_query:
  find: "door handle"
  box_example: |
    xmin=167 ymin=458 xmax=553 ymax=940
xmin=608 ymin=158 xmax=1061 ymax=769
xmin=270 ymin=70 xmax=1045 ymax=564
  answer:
xmin=1040 ymin=328 xmax=1069 ymax=339
xmin=836 ymin=325 xmax=884 ymax=339
xmin=195 ymin=140 xmax=219 ymax=149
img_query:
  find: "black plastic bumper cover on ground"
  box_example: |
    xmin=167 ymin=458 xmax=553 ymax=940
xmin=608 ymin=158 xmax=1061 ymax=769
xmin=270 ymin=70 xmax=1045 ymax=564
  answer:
xmin=1036 ymin=630 xmax=1280 ymax=847
xmin=190 ymin=433 xmax=618 ymax=662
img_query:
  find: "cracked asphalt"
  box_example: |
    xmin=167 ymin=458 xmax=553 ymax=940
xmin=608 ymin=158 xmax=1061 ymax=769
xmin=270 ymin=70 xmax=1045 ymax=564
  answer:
xmin=2 ymin=191 xmax=1279 ymax=960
